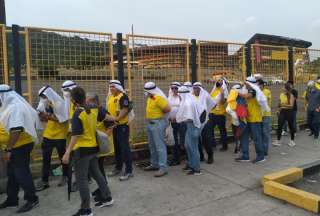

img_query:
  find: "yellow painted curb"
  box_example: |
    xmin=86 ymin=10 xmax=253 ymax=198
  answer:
xmin=264 ymin=181 xmax=320 ymax=213
xmin=262 ymin=168 xmax=303 ymax=185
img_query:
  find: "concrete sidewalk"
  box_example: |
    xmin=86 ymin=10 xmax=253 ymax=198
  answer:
xmin=1 ymin=130 xmax=319 ymax=216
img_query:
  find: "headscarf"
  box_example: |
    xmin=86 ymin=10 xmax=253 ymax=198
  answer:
xmin=176 ymin=86 xmax=205 ymax=129
xmin=144 ymin=82 xmax=168 ymax=101
xmin=210 ymin=77 xmax=229 ymax=100
xmin=168 ymin=82 xmax=181 ymax=99
xmin=61 ymin=80 xmax=77 ymax=118
xmin=253 ymin=73 xmax=264 ymax=81
xmin=0 ymin=85 xmax=41 ymax=143
xmin=246 ymin=76 xmax=270 ymax=112
xmin=183 ymin=81 xmax=193 ymax=92
xmin=192 ymin=82 xmax=217 ymax=112
xmin=37 ymin=86 xmax=69 ymax=123
xmin=107 ymin=80 xmax=135 ymax=123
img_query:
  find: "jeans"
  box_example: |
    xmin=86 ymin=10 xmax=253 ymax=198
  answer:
xmin=240 ymin=122 xmax=264 ymax=160
xmin=277 ymin=109 xmax=295 ymax=141
xmin=113 ymin=124 xmax=133 ymax=174
xmin=171 ymin=122 xmax=186 ymax=162
xmin=185 ymin=122 xmax=201 ymax=171
xmin=73 ymin=151 xmax=111 ymax=209
xmin=41 ymin=138 xmax=68 ymax=182
xmin=7 ymin=143 xmax=38 ymax=203
xmin=308 ymin=110 xmax=320 ymax=138
xmin=147 ymin=119 xmax=168 ymax=171
xmin=262 ymin=116 xmax=272 ymax=155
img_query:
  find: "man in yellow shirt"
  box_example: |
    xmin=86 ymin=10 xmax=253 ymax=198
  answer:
xmin=144 ymin=82 xmax=171 ymax=177
xmin=236 ymin=77 xmax=266 ymax=163
xmin=257 ymin=79 xmax=272 ymax=156
xmin=204 ymin=78 xmax=228 ymax=164
xmin=106 ymin=80 xmax=133 ymax=181
xmin=0 ymin=85 xmax=40 ymax=213
xmin=35 ymin=86 xmax=69 ymax=191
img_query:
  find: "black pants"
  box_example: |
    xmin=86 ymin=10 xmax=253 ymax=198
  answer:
xmin=202 ymin=114 xmax=228 ymax=154
xmin=98 ymin=156 xmax=107 ymax=179
xmin=308 ymin=110 xmax=320 ymax=138
xmin=41 ymin=138 xmax=68 ymax=182
xmin=7 ymin=143 xmax=38 ymax=203
xmin=277 ymin=109 xmax=295 ymax=141
xmin=113 ymin=124 xmax=133 ymax=174
xmin=199 ymin=125 xmax=211 ymax=159
xmin=171 ymin=122 xmax=186 ymax=162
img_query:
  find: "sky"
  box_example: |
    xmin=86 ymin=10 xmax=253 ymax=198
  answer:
xmin=5 ymin=0 xmax=320 ymax=47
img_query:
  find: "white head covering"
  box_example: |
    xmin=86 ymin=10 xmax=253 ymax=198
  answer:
xmin=183 ymin=81 xmax=193 ymax=91
xmin=0 ymin=85 xmax=41 ymax=143
xmin=253 ymin=73 xmax=264 ymax=81
xmin=61 ymin=80 xmax=77 ymax=118
xmin=37 ymin=86 xmax=69 ymax=123
xmin=168 ymin=82 xmax=181 ymax=98
xmin=192 ymin=82 xmax=217 ymax=112
xmin=176 ymin=86 xmax=205 ymax=128
xmin=144 ymin=82 xmax=168 ymax=100
xmin=246 ymin=76 xmax=270 ymax=112
xmin=232 ymin=84 xmax=242 ymax=90
xmin=307 ymin=80 xmax=315 ymax=87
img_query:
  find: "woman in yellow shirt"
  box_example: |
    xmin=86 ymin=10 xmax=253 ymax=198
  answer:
xmin=62 ymin=87 xmax=113 ymax=215
xmin=143 ymin=82 xmax=171 ymax=177
xmin=274 ymin=83 xmax=296 ymax=147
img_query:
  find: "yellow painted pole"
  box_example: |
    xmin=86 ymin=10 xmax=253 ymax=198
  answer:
xmin=2 ymin=25 xmax=9 ymax=84
xmin=24 ymin=28 xmax=33 ymax=104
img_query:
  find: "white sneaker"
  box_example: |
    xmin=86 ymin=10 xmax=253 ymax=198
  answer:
xmin=272 ymin=140 xmax=282 ymax=146
xmin=282 ymin=131 xmax=288 ymax=136
xmin=288 ymin=140 xmax=296 ymax=147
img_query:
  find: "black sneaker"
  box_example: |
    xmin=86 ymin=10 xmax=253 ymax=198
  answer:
xmin=95 ymin=197 xmax=114 ymax=208
xmin=72 ymin=208 xmax=93 ymax=216
xmin=207 ymin=157 xmax=214 ymax=164
xmin=169 ymin=161 xmax=180 ymax=166
xmin=187 ymin=170 xmax=202 ymax=176
xmin=182 ymin=165 xmax=191 ymax=171
xmin=235 ymin=157 xmax=250 ymax=162
xmin=16 ymin=199 xmax=39 ymax=213
xmin=0 ymin=200 xmax=18 ymax=209
xmin=92 ymin=188 xmax=100 ymax=197
xmin=35 ymin=181 xmax=49 ymax=192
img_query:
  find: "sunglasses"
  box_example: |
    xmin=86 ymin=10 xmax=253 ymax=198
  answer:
xmin=171 ymin=87 xmax=178 ymax=90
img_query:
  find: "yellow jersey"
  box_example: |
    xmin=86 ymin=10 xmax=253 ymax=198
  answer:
xmin=210 ymin=88 xmax=226 ymax=115
xmin=71 ymin=108 xmax=98 ymax=152
xmin=246 ymin=89 xmax=262 ymax=123
xmin=107 ymin=93 xmax=129 ymax=125
xmin=43 ymin=105 xmax=68 ymax=140
xmin=146 ymin=95 xmax=169 ymax=119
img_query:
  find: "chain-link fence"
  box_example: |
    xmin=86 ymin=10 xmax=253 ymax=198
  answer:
xmin=251 ymin=44 xmax=289 ymax=124
xmin=24 ymin=27 xmax=114 ymax=106
xmin=126 ymin=34 xmax=190 ymax=144
xmin=198 ymin=40 xmax=245 ymax=90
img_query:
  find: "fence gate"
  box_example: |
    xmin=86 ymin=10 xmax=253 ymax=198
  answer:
xmin=198 ymin=40 xmax=245 ymax=90
xmin=0 ymin=24 xmax=8 ymax=84
xmin=126 ymin=34 xmax=190 ymax=144
xmin=24 ymin=27 xmax=114 ymax=105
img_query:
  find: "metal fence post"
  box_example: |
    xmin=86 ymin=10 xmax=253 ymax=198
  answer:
xmin=117 ymin=33 xmax=124 ymax=86
xmin=245 ymin=44 xmax=252 ymax=77
xmin=288 ymin=46 xmax=294 ymax=83
xmin=190 ymin=39 xmax=197 ymax=83
xmin=12 ymin=24 xmax=22 ymax=95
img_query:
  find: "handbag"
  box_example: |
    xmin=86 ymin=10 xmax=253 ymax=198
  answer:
xmin=96 ymin=130 xmax=110 ymax=155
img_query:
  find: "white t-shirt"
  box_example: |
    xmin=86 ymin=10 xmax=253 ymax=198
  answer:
xmin=168 ymin=95 xmax=181 ymax=120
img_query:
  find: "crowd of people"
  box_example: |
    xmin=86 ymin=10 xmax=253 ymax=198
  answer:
xmin=0 ymin=74 xmax=320 ymax=216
